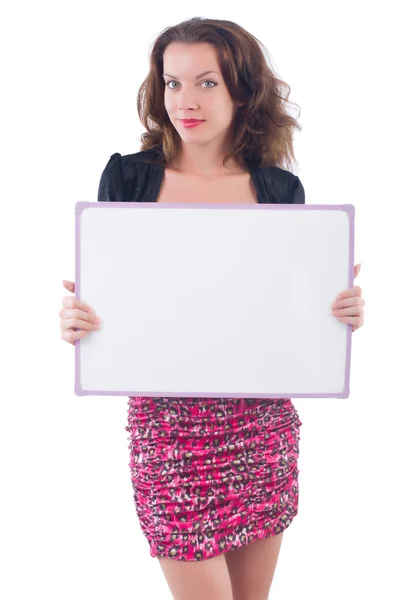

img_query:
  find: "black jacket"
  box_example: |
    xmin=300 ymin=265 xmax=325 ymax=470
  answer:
xmin=97 ymin=146 xmax=305 ymax=205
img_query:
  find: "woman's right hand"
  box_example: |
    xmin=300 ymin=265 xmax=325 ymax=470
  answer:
xmin=59 ymin=280 xmax=101 ymax=345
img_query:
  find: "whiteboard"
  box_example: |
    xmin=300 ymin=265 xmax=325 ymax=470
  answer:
xmin=74 ymin=201 xmax=354 ymax=399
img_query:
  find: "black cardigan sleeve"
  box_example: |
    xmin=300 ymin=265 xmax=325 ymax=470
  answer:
xmin=97 ymin=153 xmax=124 ymax=202
xmin=286 ymin=175 xmax=305 ymax=204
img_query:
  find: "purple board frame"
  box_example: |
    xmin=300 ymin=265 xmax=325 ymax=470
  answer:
xmin=74 ymin=201 xmax=355 ymax=399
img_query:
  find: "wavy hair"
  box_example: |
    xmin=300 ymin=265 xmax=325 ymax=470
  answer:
xmin=137 ymin=17 xmax=302 ymax=172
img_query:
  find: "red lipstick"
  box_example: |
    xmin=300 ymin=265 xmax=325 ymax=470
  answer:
xmin=179 ymin=119 xmax=205 ymax=128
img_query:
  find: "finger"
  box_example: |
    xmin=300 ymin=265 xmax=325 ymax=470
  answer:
xmin=332 ymin=296 xmax=365 ymax=309
xmin=336 ymin=316 xmax=363 ymax=327
xmin=62 ymin=295 xmax=96 ymax=314
xmin=63 ymin=280 xmax=75 ymax=293
xmin=62 ymin=328 xmax=90 ymax=344
xmin=60 ymin=308 xmax=100 ymax=324
xmin=61 ymin=317 xmax=101 ymax=332
xmin=336 ymin=286 xmax=362 ymax=300
xmin=333 ymin=305 xmax=363 ymax=316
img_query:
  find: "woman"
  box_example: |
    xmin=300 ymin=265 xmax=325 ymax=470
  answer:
xmin=59 ymin=17 xmax=365 ymax=600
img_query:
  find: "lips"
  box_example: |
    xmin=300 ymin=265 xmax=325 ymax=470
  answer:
xmin=180 ymin=119 xmax=205 ymax=123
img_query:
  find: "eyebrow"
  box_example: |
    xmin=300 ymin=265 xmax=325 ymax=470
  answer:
xmin=162 ymin=70 xmax=219 ymax=79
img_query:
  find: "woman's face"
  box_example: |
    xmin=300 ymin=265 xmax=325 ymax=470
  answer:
xmin=162 ymin=41 xmax=243 ymax=147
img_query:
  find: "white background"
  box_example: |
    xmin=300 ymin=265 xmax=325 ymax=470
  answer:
xmin=1 ymin=1 xmax=396 ymax=599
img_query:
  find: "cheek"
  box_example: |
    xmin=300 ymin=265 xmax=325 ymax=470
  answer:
xmin=163 ymin=94 xmax=174 ymax=113
xmin=209 ymin=96 xmax=233 ymax=117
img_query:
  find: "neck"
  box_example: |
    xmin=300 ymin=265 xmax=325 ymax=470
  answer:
xmin=169 ymin=147 xmax=246 ymax=177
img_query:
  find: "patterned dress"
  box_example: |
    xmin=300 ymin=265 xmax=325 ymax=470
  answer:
xmin=97 ymin=146 xmax=306 ymax=562
xmin=125 ymin=395 xmax=302 ymax=561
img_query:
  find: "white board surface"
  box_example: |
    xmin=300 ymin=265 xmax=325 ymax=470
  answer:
xmin=74 ymin=201 xmax=354 ymax=399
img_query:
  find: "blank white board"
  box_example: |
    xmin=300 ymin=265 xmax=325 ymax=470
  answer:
xmin=74 ymin=201 xmax=354 ymax=399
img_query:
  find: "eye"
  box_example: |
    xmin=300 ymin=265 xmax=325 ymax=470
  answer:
xmin=165 ymin=80 xmax=217 ymax=90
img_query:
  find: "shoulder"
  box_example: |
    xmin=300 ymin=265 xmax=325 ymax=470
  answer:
xmin=97 ymin=146 xmax=163 ymax=202
xmin=256 ymin=164 xmax=305 ymax=204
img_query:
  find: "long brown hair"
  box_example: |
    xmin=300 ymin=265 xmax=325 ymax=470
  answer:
xmin=137 ymin=17 xmax=302 ymax=172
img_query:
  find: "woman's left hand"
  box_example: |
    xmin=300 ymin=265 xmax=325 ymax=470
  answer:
xmin=331 ymin=263 xmax=365 ymax=333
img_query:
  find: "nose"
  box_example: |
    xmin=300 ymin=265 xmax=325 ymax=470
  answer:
xmin=178 ymin=103 xmax=199 ymax=113
xmin=177 ymin=91 xmax=200 ymax=111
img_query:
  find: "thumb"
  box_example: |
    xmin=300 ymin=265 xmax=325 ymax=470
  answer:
xmin=63 ymin=280 xmax=75 ymax=293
